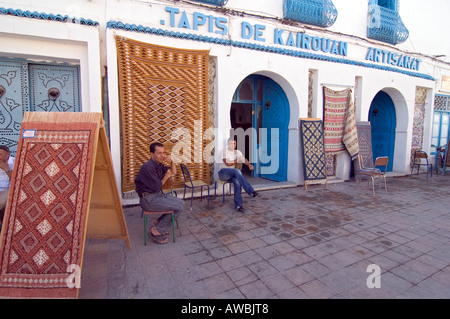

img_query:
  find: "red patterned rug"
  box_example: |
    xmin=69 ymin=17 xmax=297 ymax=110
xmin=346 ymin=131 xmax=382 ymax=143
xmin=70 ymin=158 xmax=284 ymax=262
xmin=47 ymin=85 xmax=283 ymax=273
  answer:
xmin=323 ymin=87 xmax=359 ymax=157
xmin=0 ymin=121 xmax=96 ymax=298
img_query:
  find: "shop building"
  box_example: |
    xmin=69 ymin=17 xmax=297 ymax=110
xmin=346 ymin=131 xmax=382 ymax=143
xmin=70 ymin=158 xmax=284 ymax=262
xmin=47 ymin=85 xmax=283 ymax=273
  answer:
xmin=1 ymin=0 xmax=449 ymax=201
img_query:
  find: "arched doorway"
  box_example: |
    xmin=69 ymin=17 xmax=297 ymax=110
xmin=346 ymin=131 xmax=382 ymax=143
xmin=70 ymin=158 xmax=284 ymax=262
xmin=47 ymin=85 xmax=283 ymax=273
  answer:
xmin=231 ymin=75 xmax=290 ymax=182
xmin=369 ymin=91 xmax=396 ymax=171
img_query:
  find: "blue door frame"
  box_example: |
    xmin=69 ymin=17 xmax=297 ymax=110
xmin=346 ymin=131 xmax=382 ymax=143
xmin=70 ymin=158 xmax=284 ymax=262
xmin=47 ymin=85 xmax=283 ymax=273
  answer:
xmin=369 ymin=91 xmax=396 ymax=171
xmin=231 ymin=75 xmax=290 ymax=181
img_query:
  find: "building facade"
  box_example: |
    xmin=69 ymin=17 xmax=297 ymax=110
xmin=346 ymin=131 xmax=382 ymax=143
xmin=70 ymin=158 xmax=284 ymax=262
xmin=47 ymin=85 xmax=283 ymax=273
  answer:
xmin=1 ymin=0 xmax=449 ymax=200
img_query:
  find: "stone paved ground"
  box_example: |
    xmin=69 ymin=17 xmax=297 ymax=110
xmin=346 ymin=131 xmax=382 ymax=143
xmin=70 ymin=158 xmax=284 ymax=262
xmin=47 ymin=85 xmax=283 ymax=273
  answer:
xmin=79 ymin=173 xmax=450 ymax=299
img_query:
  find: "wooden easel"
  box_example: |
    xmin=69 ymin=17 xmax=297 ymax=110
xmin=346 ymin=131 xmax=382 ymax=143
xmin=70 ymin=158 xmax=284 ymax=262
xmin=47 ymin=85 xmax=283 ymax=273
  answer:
xmin=85 ymin=115 xmax=131 ymax=248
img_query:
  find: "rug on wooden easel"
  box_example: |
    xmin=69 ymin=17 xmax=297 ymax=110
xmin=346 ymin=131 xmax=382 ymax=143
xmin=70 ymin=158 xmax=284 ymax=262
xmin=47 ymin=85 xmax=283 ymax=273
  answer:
xmin=300 ymin=119 xmax=327 ymax=182
xmin=0 ymin=121 xmax=96 ymax=298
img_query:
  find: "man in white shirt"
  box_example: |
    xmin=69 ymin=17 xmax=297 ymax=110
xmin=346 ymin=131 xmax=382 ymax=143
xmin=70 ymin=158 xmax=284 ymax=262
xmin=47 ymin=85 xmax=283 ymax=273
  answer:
xmin=0 ymin=145 xmax=14 ymax=223
xmin=218 ymin=138 xmax=258 ymax=213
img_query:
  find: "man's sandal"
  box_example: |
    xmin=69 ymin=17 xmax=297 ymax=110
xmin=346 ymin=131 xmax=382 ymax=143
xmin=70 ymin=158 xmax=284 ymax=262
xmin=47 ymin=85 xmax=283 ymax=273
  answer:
xmin=150 ymin=227 xmax=168 ymax=244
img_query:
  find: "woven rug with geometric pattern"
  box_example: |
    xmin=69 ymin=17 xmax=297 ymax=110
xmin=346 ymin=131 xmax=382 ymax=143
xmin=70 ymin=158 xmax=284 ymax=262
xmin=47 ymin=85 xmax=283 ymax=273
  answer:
xmin=300 ymin=119 xmax=327 ymax=182
xmin=116 ymin=37 xmax=210 ymax=192
xmin=0 ymin=121 xmax=96 ymax=298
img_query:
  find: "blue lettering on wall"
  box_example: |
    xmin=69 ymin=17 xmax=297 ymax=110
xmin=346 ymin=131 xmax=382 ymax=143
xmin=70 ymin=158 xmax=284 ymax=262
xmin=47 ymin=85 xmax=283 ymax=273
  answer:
xmin=365 ymin=47 xmax=420 ymax=71
xmin=193 ymin=12 xmax=206 ymax=30
xmin=162 ymin=6 xmax=348 ymax=56
xmin=274 ymin=28 xmax=284 ymax=45
xmin=163 ymin=6 xmax=228 ymax=35
xmin=254 ymin=24 xmax=266 ymax=42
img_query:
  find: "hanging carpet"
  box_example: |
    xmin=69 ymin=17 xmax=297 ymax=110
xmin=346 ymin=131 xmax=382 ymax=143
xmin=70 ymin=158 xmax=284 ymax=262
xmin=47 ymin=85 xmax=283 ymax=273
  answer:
xmin=116 ymin=37 xmax=211 ymax=192
xmin=323 ymin=87 xmax=359 ymax=158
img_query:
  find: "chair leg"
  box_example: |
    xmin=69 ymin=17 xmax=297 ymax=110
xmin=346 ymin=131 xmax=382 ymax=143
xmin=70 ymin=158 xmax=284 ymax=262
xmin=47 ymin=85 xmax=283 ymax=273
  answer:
xmin=144 ymin=214 xmax=148 ymax=245
xmin=214 ymin=182 xmax=217 ymax=200
xmin=371 ymin=177 xmax=375 ymax=196
xmin=190 ymin=189 xmax=194 ymax=208
xmin=171 ymin=213 xmax=176 ymax=242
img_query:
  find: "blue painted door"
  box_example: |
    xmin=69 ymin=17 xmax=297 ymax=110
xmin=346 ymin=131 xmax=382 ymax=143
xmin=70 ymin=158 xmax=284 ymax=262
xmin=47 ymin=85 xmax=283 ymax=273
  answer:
xmin=0 ymin=60 xmax=80 ymax=156
xmin=0 ymin=61 xmax=28 ymax=156
xmin=369 ymin=91 xmax=396 ymax=171
xmin=260 ymin=79 xmax=289 ymax=181
xmin=29 ymin=64 xmax=80 ymax=112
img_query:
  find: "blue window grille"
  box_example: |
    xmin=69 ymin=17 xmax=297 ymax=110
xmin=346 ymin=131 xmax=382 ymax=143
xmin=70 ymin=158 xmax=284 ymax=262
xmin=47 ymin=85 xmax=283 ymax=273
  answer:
xmin=283 ymin=0 xmax=338 ymax=28
xmin=431 ymin=95 xmax=450 ymax=155
xmin=367 ymin=2 xmax=409 ymax=45
xmin=191 ymin=0 xmax=228 ymax=6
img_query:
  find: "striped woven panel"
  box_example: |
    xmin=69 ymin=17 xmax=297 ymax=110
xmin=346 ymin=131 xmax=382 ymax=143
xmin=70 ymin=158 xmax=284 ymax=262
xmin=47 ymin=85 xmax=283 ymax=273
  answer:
xmin=300 ymin=119 xmax=327 ymax=181
xmin=0 ymin=120 xmax=96 ymax=298
xmin=116 ymin=37 xmax=211 ymax=191
xmin=323 ymin=87 xmax=359 ymax=158
xmin=323 ymin=87 xmax=347 ymax=153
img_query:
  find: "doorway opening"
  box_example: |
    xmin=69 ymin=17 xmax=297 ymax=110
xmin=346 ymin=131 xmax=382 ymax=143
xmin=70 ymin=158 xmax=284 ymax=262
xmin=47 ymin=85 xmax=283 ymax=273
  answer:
xmin=369 ymin=91 xmax=397 ymax=171
xmin=230 ymin=74 xmax=290 ymax=182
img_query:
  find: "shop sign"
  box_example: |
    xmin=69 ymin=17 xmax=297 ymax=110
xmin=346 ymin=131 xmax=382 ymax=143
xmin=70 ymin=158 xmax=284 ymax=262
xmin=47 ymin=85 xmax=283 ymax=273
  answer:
xmin=163 ymin=6 xmax=423 ymax=71
xmin=164 ymin=6 xmax=347 ymax=56
xmin=365 ymin=47 xmax=421 ymax=71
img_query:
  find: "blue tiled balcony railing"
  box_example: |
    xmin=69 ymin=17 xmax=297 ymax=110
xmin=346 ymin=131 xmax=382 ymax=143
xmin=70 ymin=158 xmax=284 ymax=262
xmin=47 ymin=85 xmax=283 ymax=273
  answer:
xmin=283 ymin=0 xmax=338 ymax=28
xmin=367 ymin=4 xmax=409 ymax=45
xmin=191 ymin=0 xmax=228 ymax=6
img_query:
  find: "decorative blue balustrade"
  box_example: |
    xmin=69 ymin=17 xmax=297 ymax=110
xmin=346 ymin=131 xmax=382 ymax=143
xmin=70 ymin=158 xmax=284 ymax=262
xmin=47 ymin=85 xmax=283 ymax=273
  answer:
xmin=283 ymin=0 xmax=338 ymax=28
xmin=191 ymin=0 xmax=228 ymax=6
xmin=367 ymin=4 xmax=409 ymax=45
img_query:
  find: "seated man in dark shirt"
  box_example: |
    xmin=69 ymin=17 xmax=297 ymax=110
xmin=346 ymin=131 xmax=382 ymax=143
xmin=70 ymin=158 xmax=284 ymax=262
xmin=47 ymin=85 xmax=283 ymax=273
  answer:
xmin=135 ymin=142 xmax=185 ymax=244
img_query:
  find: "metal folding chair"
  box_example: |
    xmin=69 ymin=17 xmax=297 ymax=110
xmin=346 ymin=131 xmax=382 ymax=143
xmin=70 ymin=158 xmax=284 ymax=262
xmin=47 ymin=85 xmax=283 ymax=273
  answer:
xmin=357 ymin=153 xmax=388 ymax=196
xmin=410 ymin=150 xmax=433 ymax=178
xmin=180 ymin=164 xmax=210 ymax=207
